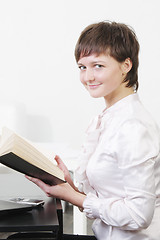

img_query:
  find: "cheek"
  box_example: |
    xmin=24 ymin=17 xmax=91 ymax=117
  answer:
xmin=79 ymin=74 xmax=85 ymax=85
xmin=107 ymin=70 xmax=123 ymax=85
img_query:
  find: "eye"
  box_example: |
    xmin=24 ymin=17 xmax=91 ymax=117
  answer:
xmin=78 ymin=65 xmax=86 ymax=70
xmin=95 ymin=64 xmax=103 ymax=68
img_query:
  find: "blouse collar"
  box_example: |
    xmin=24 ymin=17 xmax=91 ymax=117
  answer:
xmin=100 ymin=93 xmax=139 ymax=118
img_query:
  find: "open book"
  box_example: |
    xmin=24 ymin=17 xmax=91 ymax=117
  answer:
xmin=0 ymin=127 xmax=65 ymax=185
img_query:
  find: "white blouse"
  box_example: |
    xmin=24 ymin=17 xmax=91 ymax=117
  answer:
xmin=75 ymin=93 xmax=160 ymax=240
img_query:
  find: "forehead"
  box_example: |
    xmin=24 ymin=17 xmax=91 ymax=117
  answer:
xmin=77 ymin=47 xmax=111 ymax=62
xmin=78 ymin=53 xmax=111 ymax=64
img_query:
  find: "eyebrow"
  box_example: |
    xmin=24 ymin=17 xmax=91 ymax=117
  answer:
xmin=77 ymin=60 xmax=106 ymax=65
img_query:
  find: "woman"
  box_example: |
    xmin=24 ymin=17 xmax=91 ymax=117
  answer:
xmin=26 ymin=21 xmax=160 ymax=240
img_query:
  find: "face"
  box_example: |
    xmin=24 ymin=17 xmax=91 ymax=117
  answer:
xmin=77 ymin=53 xmax=133 ymax=107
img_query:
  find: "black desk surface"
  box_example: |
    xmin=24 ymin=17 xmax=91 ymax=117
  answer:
xmin=0 ymin=198 xmax=59 ymax=233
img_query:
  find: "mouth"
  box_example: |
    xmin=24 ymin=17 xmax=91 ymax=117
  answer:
xmin=87 ymin=83 xmax=102 ymax=89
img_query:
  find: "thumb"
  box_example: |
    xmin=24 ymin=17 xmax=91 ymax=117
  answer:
xmin=54 ymin=155 xmax=62 ymax=165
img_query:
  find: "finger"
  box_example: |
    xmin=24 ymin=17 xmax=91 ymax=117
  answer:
xmin=55 ymin=155 xmax=67 ymax=169
xmin=25 ymin=175 xmax=42 ymax=185
xmin=25 ymin=175 xmax=50 ymax=194
xmin=25 ymin=175 xmax=33 ymax=181
xmin=25 ymin=175 xmax=52 ymax=197
xmin=54 ymin=155 xmax=66 ymax=172
xmin=54 ymin=155 xmax=62 ymax=164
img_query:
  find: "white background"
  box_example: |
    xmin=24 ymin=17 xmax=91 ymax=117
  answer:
xmin=0 ymin=2 xmax=160 ymax=234
xmin=0 ymin=0 xmax=160 ymax=148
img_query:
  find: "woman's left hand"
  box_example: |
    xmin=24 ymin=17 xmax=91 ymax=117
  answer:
xmin=25 ymin=175 xmax=86 ymax=208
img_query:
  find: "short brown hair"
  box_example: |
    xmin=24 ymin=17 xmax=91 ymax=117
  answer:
xmin=75 ymin=21 xmax=140 ymax=91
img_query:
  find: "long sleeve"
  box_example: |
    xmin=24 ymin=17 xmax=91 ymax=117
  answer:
xmin=83 ymin=119 xmax=160 ymax=231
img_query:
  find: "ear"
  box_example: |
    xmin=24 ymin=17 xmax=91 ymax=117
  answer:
xmin=122 ymin=58 xmax=132 ymax=74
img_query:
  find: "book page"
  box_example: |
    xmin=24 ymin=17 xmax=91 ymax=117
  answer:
xmin=0 ymin=127 xmax=65 ymax=181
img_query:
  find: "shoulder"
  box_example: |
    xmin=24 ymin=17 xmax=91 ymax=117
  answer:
xmin=114 ymin=94 xmax=159 ymax=134
xmin=114 ymin=101 xmax=160 ymax=146
xmin=113 ymin=114 xmax=160 ymax=164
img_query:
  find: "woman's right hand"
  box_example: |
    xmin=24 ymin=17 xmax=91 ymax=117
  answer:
xmin=54 ymin=155 xmax=77 ymax=191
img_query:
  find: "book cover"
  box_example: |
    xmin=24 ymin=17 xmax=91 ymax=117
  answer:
xmin=0 ymin=127 xmax=65 ymax=185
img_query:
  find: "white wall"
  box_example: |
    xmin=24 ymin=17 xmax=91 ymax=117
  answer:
xmin=0 ymin=0 xmax=160 ymax=148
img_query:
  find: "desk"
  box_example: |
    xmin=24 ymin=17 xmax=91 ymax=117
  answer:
xmin=0 ymin=143 xmax=87 ymax=235
xmin=0 ymin=198 xmax=63 ymax=239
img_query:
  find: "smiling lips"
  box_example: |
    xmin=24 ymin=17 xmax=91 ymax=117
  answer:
xmin=87 ymin=83 xmax=102 ymax=89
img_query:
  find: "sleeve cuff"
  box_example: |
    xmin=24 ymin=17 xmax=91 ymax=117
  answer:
xmin=83 ymin=192 xmax=101 ymax=219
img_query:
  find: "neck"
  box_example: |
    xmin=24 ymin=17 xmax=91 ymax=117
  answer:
xmin=104 ymin=87 xmax=135 ymax=108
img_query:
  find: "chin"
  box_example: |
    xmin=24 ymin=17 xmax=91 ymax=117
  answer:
xmin=89 ymin=93 xmax=102 ymax=98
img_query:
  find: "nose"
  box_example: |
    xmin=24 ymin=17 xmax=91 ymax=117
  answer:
xmin=84 ymin=68 xmax=94 ymax=82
